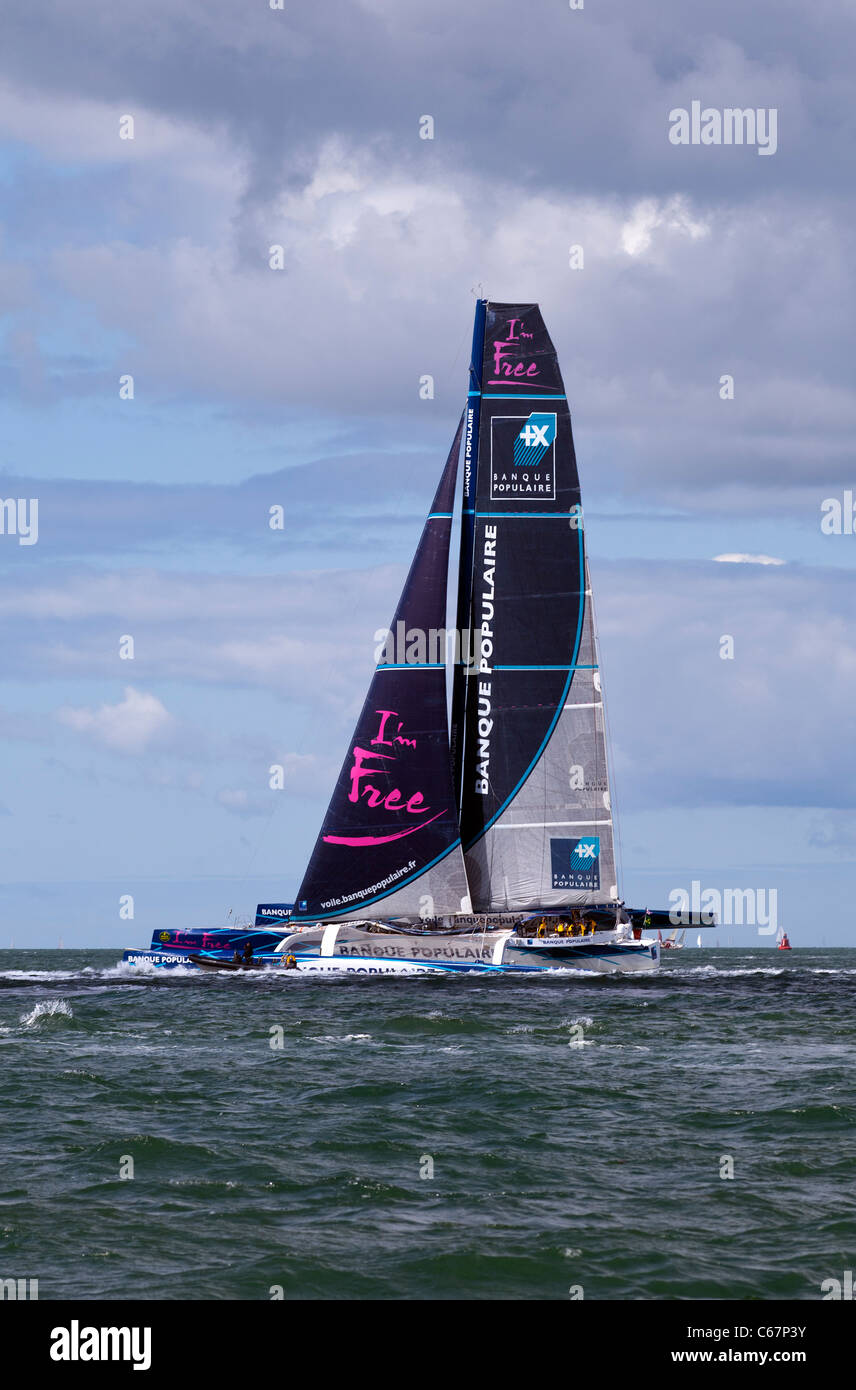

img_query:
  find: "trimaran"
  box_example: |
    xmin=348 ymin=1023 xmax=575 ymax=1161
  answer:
xmin=124 ymin=300 xmax=670 ymax=977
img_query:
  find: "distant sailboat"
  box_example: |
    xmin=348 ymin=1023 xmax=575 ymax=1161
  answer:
xmin=658 ymin=928 xmax=686 ymax=950
xmin=124 ymin=302 xmax=670 ymax=975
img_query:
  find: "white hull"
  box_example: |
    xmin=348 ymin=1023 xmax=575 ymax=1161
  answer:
xmin=272 ymin=924 xmax=660 ymax=976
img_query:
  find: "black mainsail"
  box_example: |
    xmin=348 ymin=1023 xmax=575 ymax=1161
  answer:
xmin=453 ymin=302 xmax=618 ymax=912
xmin=289 ymin=419 xmax=472 ymax=923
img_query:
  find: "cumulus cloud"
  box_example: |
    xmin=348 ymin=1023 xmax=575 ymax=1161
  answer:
xmin=57 ymin=685 xmax=174 ymax=753
xmin=713 ymin=553 xmax=786 ymax=565
xmin=620 ymin=197 xmax=709 ymax=256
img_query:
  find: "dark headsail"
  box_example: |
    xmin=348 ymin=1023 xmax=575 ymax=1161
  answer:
xmin=454 ymin=302 xmax=618 ymax=911
xmin=290 ymin=419 xmax=472 ymax=923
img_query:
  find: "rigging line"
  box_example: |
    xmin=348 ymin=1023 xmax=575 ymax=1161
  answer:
xmin=231 ymin=795 xmax=281 ymax=924
xmin=588 ymin=556 xmax=624 ymax=898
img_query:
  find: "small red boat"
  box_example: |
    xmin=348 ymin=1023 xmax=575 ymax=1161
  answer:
xmin=777 ymin=931 xmax=792 ymax=951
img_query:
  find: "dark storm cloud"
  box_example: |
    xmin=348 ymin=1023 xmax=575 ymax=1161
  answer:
xmin=2 ymin=0 xmax=853 ymax=201
xmin=0 ymin=1 xmax=852 ymax=506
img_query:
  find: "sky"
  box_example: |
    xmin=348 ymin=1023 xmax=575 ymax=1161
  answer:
xmin=1 ymin=0 xmax=854 ymax=947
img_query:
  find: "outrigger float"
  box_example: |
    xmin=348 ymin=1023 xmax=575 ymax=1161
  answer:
xmin=123 ymin=301 xmax=686 ymax=977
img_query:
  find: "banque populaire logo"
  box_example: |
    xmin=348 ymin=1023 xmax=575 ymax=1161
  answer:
xmin=550 ymin=836 xmax=601 ymax=891
xmin=490 ymin=412 xmax=557 ymax=500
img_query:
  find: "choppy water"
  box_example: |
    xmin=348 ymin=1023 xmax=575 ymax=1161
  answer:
xmin=1 ymin=948 xmax=854 ymax=1300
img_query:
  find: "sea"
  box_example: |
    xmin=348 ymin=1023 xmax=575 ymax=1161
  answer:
xmin=1 ymin=947 xmax=854 ymax=1302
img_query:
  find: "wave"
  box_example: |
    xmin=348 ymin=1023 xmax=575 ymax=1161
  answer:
xmin=674 ymin=965 xmax=788 ymax=977
xmin=1 ymin=969 xmax=94 ymax=982
xmin=671 ymin=964 xmax=856 ymax=978
xmin=311 ymin=1033 xmax=373 ymax=1043
xmin=20 ymin=999 xmax=74 ymax=1028
xmin=103 ymin=959 xmax=197 ymax=978
xmin=0 ymin=961 xmax=198 ymax=985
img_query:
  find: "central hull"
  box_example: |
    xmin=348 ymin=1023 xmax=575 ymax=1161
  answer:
xmin=282 ymin=945 xmax=658 ymax=976
xmin=269 ymin=924 xmax=660 ymax=975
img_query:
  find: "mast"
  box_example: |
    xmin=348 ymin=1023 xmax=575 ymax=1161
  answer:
xmin=450 ymin=298 xmax=487 ymax=808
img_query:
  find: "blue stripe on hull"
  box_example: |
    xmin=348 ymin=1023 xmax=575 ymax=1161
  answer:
xmin=306 ymin=952 xmax=654 ymax=974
